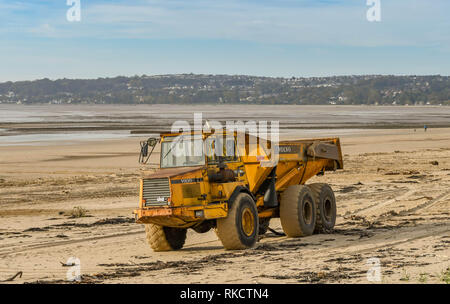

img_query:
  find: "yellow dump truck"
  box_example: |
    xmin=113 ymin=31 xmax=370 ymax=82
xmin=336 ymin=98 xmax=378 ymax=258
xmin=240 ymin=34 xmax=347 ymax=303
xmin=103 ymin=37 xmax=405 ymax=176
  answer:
xmin=134 ymin=130 xmax=343 ymax=251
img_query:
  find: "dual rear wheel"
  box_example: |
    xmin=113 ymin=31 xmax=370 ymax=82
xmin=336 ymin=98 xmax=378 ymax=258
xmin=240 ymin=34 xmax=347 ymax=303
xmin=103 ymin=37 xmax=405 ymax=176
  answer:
xmin=215 ymin=184 xmax=336 ymax=249
xmin=308 ymin=183 xmax=337 ymax=233
xmin=280 ymin=185 xmax=316 ymax=236
xmin=280 ymin=183 xmax=336 ymax=237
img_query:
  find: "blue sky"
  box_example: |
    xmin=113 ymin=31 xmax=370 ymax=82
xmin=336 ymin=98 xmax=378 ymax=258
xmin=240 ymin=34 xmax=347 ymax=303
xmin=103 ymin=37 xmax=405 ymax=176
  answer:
xmin=0 ymin=0 xmax=449 ymax=81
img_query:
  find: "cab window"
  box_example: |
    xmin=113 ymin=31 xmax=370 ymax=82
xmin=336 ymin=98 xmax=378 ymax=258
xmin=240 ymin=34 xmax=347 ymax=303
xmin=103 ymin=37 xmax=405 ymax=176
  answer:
xmin=160 ymin=136 xmax=205 ymax=168
xmin=205 ymin=136 xmax=238 ymax=164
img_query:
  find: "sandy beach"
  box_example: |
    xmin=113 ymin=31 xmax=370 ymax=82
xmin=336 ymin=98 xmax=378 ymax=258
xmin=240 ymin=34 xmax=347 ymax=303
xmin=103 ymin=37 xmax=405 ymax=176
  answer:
xmin=0 ymin=105 xmax=449 ymax=284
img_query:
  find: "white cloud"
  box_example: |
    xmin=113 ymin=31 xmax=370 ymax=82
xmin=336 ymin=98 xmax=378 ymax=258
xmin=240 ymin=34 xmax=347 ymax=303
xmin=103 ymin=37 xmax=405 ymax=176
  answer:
xmin=29 ymin=23 xmax=57 ymax=37
xmin=76 ymin=0 xmax=450 ymax=48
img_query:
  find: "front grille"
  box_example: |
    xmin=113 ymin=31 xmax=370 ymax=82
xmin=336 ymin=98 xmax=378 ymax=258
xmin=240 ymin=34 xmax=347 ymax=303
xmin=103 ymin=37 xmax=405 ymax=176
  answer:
xmin=142 ymin=178 xmax=171 ymax=206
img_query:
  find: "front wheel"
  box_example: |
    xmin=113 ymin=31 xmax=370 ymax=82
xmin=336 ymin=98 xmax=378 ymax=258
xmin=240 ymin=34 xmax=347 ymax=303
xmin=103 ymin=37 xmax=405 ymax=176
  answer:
xmin=216 ymin=193 xmax=259 ymax=250
xmin=145 ymin=224 xmax=187 ymax=252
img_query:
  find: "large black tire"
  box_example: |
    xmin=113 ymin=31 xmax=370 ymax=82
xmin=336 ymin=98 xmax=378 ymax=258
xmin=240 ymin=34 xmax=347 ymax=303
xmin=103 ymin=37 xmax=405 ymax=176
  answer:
xmin=280 ymin=185 xmax=316 ymax=237
xmin=308 ymin=183 xmax=337 ymax=233
xmin=145 ymin=224 xmax=187 ymax=252
xmin=258 ymin=218 xmax=271 ymax=235
xmin=216 ymin=193 xmax=259 ymax=250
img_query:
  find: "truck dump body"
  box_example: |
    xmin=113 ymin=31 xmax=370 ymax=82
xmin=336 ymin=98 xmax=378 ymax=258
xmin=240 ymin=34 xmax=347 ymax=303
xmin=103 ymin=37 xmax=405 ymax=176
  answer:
xmin=241 ymin=137 xmax=343 ymax=194
xmin=276 ymin=137 xmax=342 ymax=187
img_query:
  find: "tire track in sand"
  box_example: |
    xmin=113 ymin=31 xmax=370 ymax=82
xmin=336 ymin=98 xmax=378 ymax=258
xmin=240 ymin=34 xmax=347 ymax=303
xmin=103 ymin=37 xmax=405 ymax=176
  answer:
xmin=0 ymin=228 xmax=145 ymax=258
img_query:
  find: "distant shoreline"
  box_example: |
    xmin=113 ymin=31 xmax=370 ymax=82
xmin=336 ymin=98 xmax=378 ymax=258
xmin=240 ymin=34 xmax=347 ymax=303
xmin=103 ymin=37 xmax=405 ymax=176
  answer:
xmin=1 ymin=103 xmax=449 ymax=106
xmin=1 ymin=104 xmax=449 ymax=145
xmin=1 ymin=74 xmax=449 ymax=106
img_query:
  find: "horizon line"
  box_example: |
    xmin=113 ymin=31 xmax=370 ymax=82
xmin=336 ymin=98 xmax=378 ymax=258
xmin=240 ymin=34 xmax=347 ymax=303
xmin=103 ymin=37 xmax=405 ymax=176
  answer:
xmin=1 ymin=73 xmax=449 ymax=84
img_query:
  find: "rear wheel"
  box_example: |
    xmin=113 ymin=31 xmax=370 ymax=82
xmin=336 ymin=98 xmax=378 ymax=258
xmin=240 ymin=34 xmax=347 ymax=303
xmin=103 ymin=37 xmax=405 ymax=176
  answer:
xmin=280 ymin=185 xmax=316 ymax=237
xmin=145 ymin=224 xmax=187 ymax=252
xmin=308 ymin=183 xmax=337 ymax=233
xmin=216 ymin=193 xmax=259 ymax=250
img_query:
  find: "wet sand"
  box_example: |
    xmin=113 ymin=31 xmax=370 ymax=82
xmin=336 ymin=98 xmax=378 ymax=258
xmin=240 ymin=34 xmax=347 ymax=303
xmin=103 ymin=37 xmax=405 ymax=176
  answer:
xmin=1 ymin=105 xmax=450 ymax=144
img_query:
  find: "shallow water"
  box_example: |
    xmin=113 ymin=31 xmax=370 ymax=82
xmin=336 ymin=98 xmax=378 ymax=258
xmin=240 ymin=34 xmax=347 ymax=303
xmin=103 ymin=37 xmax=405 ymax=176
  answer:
xmin=0 ymin=104 xmax=449 ymax=145
xmin=0 ymin=131 xmax=132 ymax=146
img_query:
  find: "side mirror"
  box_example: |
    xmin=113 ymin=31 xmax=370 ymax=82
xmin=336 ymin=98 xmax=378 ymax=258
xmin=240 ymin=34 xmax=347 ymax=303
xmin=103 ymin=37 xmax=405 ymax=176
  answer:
xmin=141 ymin=142 xmax=148 ymax=157
xmin=139 ymin=137 xmax=159 ymax=164
xmin=147 ymin=137 xmax=158 ymax=147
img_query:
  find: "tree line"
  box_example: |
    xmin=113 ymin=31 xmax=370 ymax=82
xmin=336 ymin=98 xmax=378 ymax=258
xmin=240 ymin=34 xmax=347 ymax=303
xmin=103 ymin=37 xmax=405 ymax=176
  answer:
xmin=0 ymin=74 xmax=448 ymax=105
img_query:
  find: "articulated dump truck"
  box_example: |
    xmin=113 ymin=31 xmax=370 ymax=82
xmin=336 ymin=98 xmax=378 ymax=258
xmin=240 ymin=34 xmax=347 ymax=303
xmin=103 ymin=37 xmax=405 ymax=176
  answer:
xmin=134 ymin=130 xmax=343 ymax=251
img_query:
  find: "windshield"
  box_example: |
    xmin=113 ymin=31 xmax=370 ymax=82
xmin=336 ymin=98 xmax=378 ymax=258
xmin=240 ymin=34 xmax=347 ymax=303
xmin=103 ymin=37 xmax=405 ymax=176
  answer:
xmin=160 ymin=136 xmax=205 ymax=168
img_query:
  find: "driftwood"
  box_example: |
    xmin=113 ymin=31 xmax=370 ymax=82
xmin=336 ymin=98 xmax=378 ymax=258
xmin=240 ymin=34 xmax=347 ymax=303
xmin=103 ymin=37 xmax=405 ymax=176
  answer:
xmin=2 ymin=271 xmax=23 ymax=282
xmin=267 ymin=227 xmax=286 ymax=236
